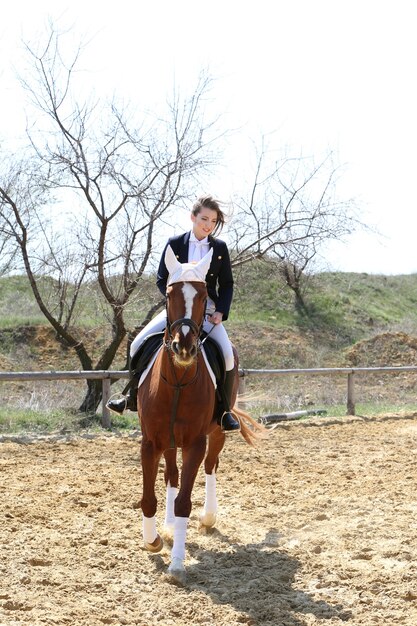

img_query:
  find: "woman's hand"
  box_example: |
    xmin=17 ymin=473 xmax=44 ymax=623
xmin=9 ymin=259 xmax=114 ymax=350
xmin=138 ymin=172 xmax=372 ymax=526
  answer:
xmin=208 ymin=311 xmax=223 ymax=325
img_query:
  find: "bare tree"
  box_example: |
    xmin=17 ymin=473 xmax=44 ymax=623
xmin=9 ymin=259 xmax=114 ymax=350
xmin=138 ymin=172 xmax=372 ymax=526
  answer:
xmin=0 ymin=27 xmax=220 ymax=414
xmin=228 ymin=139 xmax=361 ymax=311
xmin=0 ymin=211 xmax=20 ymax=276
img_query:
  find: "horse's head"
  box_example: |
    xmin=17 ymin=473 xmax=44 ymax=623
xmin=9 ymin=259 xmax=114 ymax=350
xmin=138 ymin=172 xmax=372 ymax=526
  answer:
xmin=164 ymin=245 xmax=213 ymax=367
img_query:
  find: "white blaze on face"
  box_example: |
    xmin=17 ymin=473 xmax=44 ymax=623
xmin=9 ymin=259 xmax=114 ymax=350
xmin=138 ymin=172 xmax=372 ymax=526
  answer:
xmin=181 ymin=283 xmax=198 ymax=336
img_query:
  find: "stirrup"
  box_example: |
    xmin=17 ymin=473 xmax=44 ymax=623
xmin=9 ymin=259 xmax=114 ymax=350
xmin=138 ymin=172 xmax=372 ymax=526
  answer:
xmin=219 ymin=411 xmax=240 ymax=433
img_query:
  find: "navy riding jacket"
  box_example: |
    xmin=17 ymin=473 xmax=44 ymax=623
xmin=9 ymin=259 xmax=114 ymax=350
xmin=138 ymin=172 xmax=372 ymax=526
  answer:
xmin=156 ymin=232 xmax=234 ymax=320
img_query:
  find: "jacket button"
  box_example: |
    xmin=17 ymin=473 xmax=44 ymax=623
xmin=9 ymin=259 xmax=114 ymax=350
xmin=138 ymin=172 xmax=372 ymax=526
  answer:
xmin=218 ymin=255 xmax=222 ymax=259
xmin=176 ymin=255 xmax=179 ymax=259
xmin=210 ymin=273 xmax=214 ymax=276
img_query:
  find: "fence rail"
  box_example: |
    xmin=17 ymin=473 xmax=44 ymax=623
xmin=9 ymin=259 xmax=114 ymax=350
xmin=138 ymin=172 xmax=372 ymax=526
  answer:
xmin=238 ymin=366 xmax=417 ymax=418
xmin=1 ymin=365 xmax=417 ymax=427
xmin=0 ymin=370 xmax=129 ymax=429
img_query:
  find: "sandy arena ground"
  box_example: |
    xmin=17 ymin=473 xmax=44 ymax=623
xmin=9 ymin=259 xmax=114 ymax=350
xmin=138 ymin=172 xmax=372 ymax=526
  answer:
xmin=1 ymin=414 xmax=417 ymax=626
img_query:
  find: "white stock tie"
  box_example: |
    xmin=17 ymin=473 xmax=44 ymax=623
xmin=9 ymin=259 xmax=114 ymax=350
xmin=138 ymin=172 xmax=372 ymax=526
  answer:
xmin=189 ymin=237 xmax=209 ymax=263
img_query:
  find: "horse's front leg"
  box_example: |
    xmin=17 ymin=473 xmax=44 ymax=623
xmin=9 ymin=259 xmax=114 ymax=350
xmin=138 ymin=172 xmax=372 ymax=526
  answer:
xmin=168 ymin=435 xmax=207 ymax=581
xmin=140 ymin=437 xmax=163 ymax=552
xmin=163 ymin=447 xmax=179 ymax=534
xmin=200 ymin=427 xmax=225 ymax=528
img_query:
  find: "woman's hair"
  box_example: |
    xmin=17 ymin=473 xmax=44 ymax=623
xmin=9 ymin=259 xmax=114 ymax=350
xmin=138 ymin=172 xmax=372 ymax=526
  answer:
xmin=192 ymin=195 xmax=226 ymax=236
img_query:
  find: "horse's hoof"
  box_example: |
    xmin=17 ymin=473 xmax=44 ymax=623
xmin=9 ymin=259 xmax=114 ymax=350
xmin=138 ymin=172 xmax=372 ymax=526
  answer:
xmin=167 ymin=558 xmax=186 ymax=584
xmin=199 ymin=511 xmax=217 ymax=528
xmin=163 ymin=522 xmax=175 ymax=536
xmin=144 ymin=534 xmax=163 ymax=553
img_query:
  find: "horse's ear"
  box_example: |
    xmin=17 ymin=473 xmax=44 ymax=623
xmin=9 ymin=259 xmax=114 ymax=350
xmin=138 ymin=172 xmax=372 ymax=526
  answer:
xmin=195 ymin=248 xmax=213 ymax=281
xmin=165 ymin=245 xmax=182 ymax=277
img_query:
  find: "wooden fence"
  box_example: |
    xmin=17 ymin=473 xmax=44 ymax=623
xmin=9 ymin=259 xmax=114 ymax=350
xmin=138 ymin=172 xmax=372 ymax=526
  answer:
xmin=1 ymin=365 xmax=417 ymax=427
xmin=239 ymin=365 xmax=417 ymax=416
xmin=0 ymin=369 xmax=129 ymax=429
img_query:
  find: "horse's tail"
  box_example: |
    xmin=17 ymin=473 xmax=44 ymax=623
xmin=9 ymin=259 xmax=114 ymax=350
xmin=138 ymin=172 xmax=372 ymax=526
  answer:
xmin=233 ymin=405 xmax=268 ymax=447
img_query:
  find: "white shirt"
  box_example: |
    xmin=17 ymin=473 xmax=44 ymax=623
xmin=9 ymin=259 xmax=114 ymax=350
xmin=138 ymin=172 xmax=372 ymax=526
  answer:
xmin=188 ymin=232 xmax=215 ymax=313
xmin=188 ymin=232 xmax=210 ymax=263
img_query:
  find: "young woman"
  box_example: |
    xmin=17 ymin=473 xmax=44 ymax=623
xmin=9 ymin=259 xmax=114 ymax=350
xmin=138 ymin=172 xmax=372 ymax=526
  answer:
xmin=107 ymin=195 xmax=240 ymax=432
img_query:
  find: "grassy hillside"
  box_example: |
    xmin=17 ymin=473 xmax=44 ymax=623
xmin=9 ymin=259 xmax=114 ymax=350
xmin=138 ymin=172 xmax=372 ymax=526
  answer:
xmin=1 ymin=264 xmax=417 ymax=370
xmin=230 ymin=262 xmax=417 ymax=363
xmin=232 ymin=261 xmax=417 ymax=334
xmin=1 ymin=266 xmax=417 ymax=431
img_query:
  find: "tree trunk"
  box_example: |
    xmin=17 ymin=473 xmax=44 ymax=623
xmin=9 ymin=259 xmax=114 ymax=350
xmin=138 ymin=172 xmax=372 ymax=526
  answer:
xmin=294 ymin=288 xmax=309 ymax=316
xmin=78 ymin=378 xmax=104 ymax=415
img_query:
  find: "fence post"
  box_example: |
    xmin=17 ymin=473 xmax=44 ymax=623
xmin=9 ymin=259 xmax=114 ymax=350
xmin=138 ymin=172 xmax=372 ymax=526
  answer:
xmin=347 ymin=372 xmax=355 ymax=415
xmin=101 ymin=377 xmax=111 ymax=428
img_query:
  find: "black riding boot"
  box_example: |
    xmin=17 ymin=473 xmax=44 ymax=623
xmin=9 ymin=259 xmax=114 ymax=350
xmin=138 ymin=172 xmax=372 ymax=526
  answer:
xmin=107 ymin=375 xmax=139 ymax=415
xmin=217 ymin=370 xmax=240 ymax=432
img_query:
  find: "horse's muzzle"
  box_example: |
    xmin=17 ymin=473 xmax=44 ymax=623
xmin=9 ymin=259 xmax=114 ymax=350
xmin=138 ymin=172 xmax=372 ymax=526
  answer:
xmin=168 ymin=316 xmax=201 ymax=366
xmin=171 ymin=338 xmax=198 ymax=366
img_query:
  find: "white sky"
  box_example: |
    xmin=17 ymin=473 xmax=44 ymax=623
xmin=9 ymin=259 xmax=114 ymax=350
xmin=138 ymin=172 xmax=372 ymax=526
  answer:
xmin=1 ymin=0 xmax=416 ymax=274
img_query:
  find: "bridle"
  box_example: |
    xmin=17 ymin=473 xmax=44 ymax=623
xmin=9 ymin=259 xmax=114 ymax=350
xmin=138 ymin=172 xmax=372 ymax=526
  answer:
xmin=168 ymin=317 xmax=202 ymax=341
xmin=163 ymin=291 xmax=206 ymax=449
xmin=164 ymin=283 xmax=207 ymax=349
xmin=162 ymin=283 xmax=216 ymax=449
xmin=165 ymin=306 xmax=217 ymax=351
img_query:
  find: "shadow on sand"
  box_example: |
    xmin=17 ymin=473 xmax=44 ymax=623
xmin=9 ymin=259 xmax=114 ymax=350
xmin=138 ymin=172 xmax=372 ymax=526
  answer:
xmin=150 ymin=527 xmax=352 ymax=625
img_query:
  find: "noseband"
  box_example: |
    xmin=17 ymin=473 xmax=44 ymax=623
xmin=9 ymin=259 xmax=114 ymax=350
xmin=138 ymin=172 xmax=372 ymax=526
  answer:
xmin=168 ymin=317 xmax=201 ymax=339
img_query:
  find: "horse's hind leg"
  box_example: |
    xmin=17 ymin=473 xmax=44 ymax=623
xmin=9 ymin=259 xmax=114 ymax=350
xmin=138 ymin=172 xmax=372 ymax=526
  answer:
xmin=200 ymin=427 xmax=225 ymax=528
xmin=140 ymin=438 xmax=163 ymax=552
xmin=163 ymin=448 xmax=178 ymax=534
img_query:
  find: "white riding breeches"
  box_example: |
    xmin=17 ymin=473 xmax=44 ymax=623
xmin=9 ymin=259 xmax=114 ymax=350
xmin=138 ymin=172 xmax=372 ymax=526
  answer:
xmin=130 ymin=308 xmax=235 ymax=371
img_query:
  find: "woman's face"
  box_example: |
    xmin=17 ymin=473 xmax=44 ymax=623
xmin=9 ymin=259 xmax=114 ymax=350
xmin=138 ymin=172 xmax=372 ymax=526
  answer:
xmin=191 ymin=207 xmax=218 ymax=240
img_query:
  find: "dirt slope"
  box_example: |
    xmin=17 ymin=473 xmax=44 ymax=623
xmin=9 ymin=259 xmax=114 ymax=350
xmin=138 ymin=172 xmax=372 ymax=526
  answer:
xmin=2 ymin=325 xmax=417 ymax=371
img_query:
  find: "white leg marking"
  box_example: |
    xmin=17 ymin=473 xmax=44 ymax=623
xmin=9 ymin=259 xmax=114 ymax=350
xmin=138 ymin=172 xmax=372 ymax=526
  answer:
xmin=200 ymin=472 xmax=218 ymax=527
xmin=142 ymin=514 xmax=157 ymax=544
xmin=164 ymin=484 xmax=178 ymax=533
xmin=170 ymin=516 xmax=189 ymax=564
xmin=168 ymin=516 xmax=188 ymax=583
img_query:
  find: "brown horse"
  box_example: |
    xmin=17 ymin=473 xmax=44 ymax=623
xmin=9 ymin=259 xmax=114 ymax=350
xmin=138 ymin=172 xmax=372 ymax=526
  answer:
xmin=137 ymin=246 xmax=264 ymax=582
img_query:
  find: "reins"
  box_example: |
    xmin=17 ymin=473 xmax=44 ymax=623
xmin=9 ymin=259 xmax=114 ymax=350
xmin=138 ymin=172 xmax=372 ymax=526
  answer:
xmin=162 ymin=309 xmax=204 ymax=449
xmin=162 ymin=291 xmax=215 ymax=449
xmin=161 ymin=346 xmax=200 ymax=449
